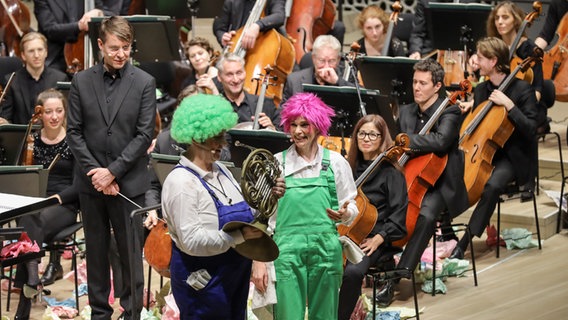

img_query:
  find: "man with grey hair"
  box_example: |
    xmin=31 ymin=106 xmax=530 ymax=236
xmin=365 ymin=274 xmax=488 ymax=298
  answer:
xmin=281 ymin=35 xmax=354 ymax=105
xmin=217 ymin=53 xmax=281 ymax=130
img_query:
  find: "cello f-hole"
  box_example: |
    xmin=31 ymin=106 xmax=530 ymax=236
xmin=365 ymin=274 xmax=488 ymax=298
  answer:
xmin=470 ymin=144 xmax=479 ymax=164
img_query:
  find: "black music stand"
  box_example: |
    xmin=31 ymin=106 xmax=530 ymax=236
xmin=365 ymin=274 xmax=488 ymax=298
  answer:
xmin=0 ymin=124 xmax=30 ymax=165
xmin=0 ymin=165 xmax=49 ymax=197
xmin=88 ymin=16 xmax=181 ymax=64
xmin=145 ymin=0 xmax=222 ymax=19
xmin=227 ymin=129 xmax=291 ymax=168
xmin=357 ymin=56 xmax=417 ymax=106
xmin=426 ymin=2 xmax=491 ymax=52
xmin=303 ymin=84 xmax=399 ymax=140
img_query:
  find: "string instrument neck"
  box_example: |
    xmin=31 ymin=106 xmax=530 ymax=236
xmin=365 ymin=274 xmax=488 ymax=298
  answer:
xmin=381 ymin=1 xmax=401 ymax=56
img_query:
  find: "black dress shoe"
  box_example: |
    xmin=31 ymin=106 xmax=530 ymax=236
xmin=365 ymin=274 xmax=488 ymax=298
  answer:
xmin=375 ymin=279 xmax=394 ymax=308
xmin=41 ymin=262 xmax=63 ymax=286
xmin=449 ymin=246 xmax=465 ymax=260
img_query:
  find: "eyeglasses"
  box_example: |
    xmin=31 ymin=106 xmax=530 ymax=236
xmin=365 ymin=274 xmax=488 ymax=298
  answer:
xmin=357 ymin=131 xmax=381 ymax=141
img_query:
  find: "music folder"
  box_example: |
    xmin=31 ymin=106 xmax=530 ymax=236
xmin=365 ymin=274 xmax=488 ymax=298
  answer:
xmin=0 ymin=193 xmax=58 ymax=224
xmin=302 ymin=84 xmax=398 ymax=140
xmin=426 ymin=2 xmax=492 ymax=51
xmin=0 ymin=124 xmax=30 ymax=165
xmin=227 ymin=129 xmax=291 ymax=169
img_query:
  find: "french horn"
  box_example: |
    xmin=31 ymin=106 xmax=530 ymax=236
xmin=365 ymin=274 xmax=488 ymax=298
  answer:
xmin=222 ymin=141 xmax=281 ymax=262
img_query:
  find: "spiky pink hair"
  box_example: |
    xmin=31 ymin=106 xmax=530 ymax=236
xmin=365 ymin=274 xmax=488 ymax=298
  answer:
xmin=280 ymin=93 xmax=335 ymax=137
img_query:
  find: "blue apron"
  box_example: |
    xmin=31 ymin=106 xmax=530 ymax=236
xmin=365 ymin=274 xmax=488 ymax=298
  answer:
xmin=170 ymin=165 xmax=254 ymax=320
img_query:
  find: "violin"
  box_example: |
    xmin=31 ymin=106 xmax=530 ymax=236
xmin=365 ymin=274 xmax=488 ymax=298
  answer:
xmin=286 ymin=0 xmax=336 ymax=64
xmin=459 ymin=49 xmax=542 ymax=206
xmin=508 ymin=1 xmax=542 ymax=84
xmin=542 ymin=10 xmax=568 ymax=101
xmin=393 ymin=80 xmax=472 ymax=247
xmin=18 ymin=105 xmax=43 ymax=166
xmin=337 ymin=143 xmax=407 ymax=245
xmin=381 ymin=1 xmax=402 ymax=57
xmin=0 ymin=0 xmax=31 ymax=57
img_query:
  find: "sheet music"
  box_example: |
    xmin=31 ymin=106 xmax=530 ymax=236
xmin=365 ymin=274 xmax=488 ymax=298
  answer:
xmin=0 ymin=193 xmax=47 ymax=213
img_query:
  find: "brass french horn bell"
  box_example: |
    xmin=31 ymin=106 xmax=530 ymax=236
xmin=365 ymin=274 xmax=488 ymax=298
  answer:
xmin=222 ymin=142 xmax=281 ymax=262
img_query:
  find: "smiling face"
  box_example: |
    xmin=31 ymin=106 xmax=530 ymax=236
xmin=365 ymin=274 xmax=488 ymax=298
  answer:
xmin=476 ymin=51 xmax=497 ymax=77
xmin=218 ymin=60 xmax=246 ymax=98
xmin=41 ymin=98 xmax=65 ymax=131
xmin=98 ymin=33 xmax=131 ymax=72
xmin=289 ymin=116 xmax=319 ymax=153
xmin=188 ymin=45 xmax=212 ymax=75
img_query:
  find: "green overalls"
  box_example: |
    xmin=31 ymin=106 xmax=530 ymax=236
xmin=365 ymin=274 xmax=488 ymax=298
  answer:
xmin=274 ymin=149 xmax=344 ymax=320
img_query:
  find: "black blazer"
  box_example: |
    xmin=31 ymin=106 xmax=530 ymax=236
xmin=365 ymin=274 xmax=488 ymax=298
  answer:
xmin=67 ymin=62 xmax=156 ymax=197
xmin=0 ymin=66 xmax=68 ymax=124
xmin=398 ymin=97 xmax=469 ymax=217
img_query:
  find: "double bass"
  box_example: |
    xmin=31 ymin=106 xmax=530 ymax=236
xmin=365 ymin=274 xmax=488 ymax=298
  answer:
xmin=542 ymin=12 xmax=568 ymax=101
xmin=227 ymin=0 xmax=295 ymax=106
xmin=394 ymin=80 xmax=472 ymax=247
xmin=286 ymin=0 xmax=336 ymax=64
xmin=459 ymin=50 xmax=542 ymax=206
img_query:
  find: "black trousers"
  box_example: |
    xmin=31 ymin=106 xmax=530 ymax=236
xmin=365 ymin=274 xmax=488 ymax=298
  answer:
xmin=397 ymin=190 xmax=445 ymax=272
xmin=79 ymin=193 xmax=144 ymax=320
xmin=467 ymin=158 xmax=515 ymax=237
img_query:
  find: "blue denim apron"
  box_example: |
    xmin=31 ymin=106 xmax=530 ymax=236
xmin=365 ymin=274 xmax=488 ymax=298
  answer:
xmin=170 ymin=165 xmax=254 ymax=320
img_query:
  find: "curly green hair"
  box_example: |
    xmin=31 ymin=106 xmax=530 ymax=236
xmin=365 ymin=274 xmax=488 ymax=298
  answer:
xmin=171 ymin=93 xmax=237 ymax=144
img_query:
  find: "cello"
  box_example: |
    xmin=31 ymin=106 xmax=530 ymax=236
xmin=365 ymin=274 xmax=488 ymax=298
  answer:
xmin=393 ymin=80 xmax=472 ymax=247
xmin=507 ymin=1 xmax=542 ymax=84
xmin=380 ymin=1 xmax=402 ymax=57
xmin=226 ymin=0 xmax=295 ymax=107
xmin=459 ymin=50 xmax=542 ymax=206
xmin=286 ymin=0 xmax=336 ymax=64
xmin=337 ymin=143 xmax=407 ymax=245
xmin=0 ymin=0 xmax=31 ymax=57
xmin=542 ymin=12 xmax=568 ymax=101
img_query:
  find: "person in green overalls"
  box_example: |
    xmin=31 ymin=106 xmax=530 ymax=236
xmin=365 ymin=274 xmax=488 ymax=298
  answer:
xmin=254 ymin=92 xmax=359 ymax=319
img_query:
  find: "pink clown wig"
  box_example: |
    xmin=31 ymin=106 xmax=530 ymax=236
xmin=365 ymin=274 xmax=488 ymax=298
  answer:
xmin=280 ymin=93 xmax=335 ymax=137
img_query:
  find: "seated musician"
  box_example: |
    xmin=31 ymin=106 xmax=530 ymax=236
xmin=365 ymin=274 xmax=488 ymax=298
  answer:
xmin=161 ymin=93 xmax=285 ymax=319
xmin=281 ymin=35 xmax=355 ymax=105
xmin=535 ymin=0 xmax=568 ymax=50
xmin=213 ymin=0 xmax=286 ymax=50
xmin=355 ymin=5 xmax=406 ymax=57
xmin=253 ymin=93 xmax=358 ymax=319
xmin=14 ymin=89 xmax=79 ymax=319
xmin=217 ymin=53 xmax=282 ymax=131
xmin=0 ymin=32 xmax=68 ymax=124
xmin=392 ymin=59 xmax=469 ymax=291
xmin=408 ymin=0 xmax=479 ymax=59
xmin=338 ymin=115 xmax=408 ymax=318
xmin=451 ymin=37 xmax=538 ymax=259
xmin=180 ymin=37 xmax=222 ymax=95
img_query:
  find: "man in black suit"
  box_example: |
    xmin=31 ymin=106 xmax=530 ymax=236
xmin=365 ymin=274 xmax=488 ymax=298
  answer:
xmin=281 ymin=34 xmax=354 ymax=105
xmin=386 ymin=59 xmax=469 ymax=301
xmin=0 ymin=32 xmax=67 ymax=124
xmin=66 ymin=16 xmax=156 ymax=320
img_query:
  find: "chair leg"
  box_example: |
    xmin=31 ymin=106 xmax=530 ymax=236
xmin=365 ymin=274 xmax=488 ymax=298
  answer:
xmin=532 ymin=191 xmax=542 ymax=250
xmin=7 ymin=265 xmax=13 ymax=312
xmin=411 ymin=273 xmax=420 ymax=320
xmin=497 ymin=200 xmax=501 ymax=258
xmin=372 ymin=274 xmax=377 ymax=320
xmin=147 ymin=264 xmax=152 ymax=310
xmin=559 ymin=177 xmax=566 ymax=234
xmin=466 ymin=226 xmax=478 ymax=287
xmin=72 ymin=249 xmax=79 ymax=312
xmin=431 ymin=231 xmax=437 ymax=297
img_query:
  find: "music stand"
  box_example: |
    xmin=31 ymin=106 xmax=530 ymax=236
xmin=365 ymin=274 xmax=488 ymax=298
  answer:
xmin=150 ymin=153 xmax=242 ymax=185
xmin=89 ymin=16 xmax=181 ymax=64
xmin=426 ymin=3 xmax=491 ymax=51
xmin=357 ymin=56 xmax=417 ymax=106
xmin=145 ymin=0 xmax=222 ymax=19
xmin=0 ymin=124 xmax=29 ymax=165
xmin=0 ymin=165 xmax=49 ymax=197
xmin=227 ymin=129 xmax=291 ymax=168
xmin=302 ymin=84 xmax=399 ymax=140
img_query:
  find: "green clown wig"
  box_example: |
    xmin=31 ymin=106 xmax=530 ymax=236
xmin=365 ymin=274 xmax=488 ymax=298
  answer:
xmin=171 ymin=93 xmax=238 ymax=144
